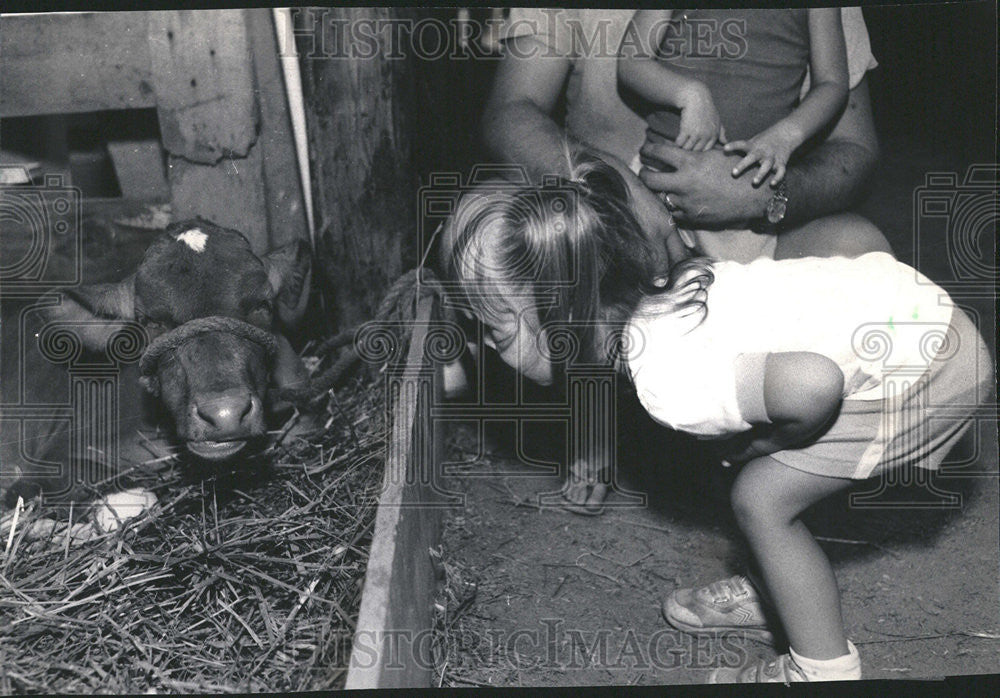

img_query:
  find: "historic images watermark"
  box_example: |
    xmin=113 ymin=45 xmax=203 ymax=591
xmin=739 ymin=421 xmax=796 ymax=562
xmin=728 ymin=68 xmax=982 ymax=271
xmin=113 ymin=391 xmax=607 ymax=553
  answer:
xmin=313 ymin=620 xmax=750 ymax=674
xmin=275 ymin=8 xmax=749 ymax=63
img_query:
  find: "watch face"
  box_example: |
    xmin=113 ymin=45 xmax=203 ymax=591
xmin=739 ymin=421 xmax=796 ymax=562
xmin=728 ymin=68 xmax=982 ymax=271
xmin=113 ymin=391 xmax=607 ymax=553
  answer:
xmin=767 ymin=196 xmax=787 ymax=224
xmin=765 ymin=181 xmax=788 ymax=225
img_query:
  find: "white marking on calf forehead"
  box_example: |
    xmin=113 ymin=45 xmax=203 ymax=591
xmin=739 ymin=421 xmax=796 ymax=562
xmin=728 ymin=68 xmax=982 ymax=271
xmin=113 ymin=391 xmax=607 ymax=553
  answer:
xmin=175 ymin=227 xmax=208 ymax=253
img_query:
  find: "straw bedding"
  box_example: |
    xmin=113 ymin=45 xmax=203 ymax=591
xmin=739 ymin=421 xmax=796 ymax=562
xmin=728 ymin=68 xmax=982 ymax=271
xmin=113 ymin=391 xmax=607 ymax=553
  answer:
xmin=0 ymin=366 xmax=387 ymax=693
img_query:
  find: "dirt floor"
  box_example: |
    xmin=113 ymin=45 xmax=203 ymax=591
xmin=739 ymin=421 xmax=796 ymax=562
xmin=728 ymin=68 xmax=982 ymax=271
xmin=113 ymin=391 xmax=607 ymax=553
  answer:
xmin=436 ymin=138 xmax=1000 ymax=686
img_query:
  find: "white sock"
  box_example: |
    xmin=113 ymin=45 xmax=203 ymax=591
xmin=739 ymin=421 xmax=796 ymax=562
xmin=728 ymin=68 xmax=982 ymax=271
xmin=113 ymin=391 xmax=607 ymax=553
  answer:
xmin=789 ymin=640 xmax=862 ymax=681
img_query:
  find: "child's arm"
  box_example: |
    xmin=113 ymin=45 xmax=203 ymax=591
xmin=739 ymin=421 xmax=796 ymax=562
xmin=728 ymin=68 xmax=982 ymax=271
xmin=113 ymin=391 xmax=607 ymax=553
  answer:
xmin=618 ymin=10 xmax=723 ymax=151
xmin=719 ymin=351 xmax=844 ymax=465
xmin=724 ymin=8 xmax=849 ymax=186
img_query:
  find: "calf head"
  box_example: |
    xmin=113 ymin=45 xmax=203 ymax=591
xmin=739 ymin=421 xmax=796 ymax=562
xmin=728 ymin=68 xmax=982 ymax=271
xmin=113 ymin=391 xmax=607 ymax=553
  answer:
xmin=51 ymin=219 xmax=311 ymax=462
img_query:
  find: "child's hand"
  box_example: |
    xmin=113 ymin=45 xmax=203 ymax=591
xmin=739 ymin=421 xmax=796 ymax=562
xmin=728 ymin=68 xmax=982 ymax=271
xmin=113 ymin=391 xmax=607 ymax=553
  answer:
xmin=706 ymin=438 xmax=746 ymax=468
xmin=723 ymin=124 xmax=800 ymax=186
xmin=707 ymin=429 xmax=765 ymax=468
xmin=676 ymin=83 xmax=724 ymax=152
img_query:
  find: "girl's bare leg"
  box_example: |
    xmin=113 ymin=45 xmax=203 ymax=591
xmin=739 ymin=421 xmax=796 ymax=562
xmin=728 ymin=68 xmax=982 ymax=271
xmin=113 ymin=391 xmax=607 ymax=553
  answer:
xmin=730 ymin=455 xmax=855 ymax=659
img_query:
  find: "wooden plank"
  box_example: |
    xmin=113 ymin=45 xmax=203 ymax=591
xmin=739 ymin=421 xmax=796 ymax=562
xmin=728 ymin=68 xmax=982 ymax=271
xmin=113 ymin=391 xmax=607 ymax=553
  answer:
xmin=0 ymin=12 xmax=156 ymax=117
xmin=164 ymin=152 xmax=269 ymax=254
xmin=148 ymin=10 xmax=269 ymax=252
xmin=297 ymin=7 xmax=421 ymax=330
xmin=244 ymin=8 xmax=309 ymax=250
xmin=105 ymin=139 xmax=170 ymax=201
xmin=346 ymin=296 xmax=444 ymax=689
xmin=147 ymin=10 xmax=259 ymax=164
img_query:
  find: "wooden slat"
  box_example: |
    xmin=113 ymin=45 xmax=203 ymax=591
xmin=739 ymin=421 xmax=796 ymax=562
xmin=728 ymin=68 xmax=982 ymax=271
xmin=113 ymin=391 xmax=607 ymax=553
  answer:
xmin=147 ymin=9 xmax=269 ymax=252
xmin=147 ymin=10 xmax=258 ymax=164
xmin=346 ymin=296 xmax=444 ymax=689
xmin=105 ymin=140 xmax=170 ymax=201
xmin=164 ymin=152 xmax=269 ymax=254
xmin=1 ymin=12 xmax=156 ymax=117
xmin=245 ymin=9 xmax=309 ymax=251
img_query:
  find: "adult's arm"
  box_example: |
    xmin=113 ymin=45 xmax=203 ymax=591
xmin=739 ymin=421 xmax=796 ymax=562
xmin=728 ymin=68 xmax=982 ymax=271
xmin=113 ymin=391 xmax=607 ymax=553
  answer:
xmin=482 ymin=36 xmax=682 ymax=256
xmin=638 ymin=76 xmax=879 ymax=229
xmin=480 ymin=35 xmax=576 ymax=179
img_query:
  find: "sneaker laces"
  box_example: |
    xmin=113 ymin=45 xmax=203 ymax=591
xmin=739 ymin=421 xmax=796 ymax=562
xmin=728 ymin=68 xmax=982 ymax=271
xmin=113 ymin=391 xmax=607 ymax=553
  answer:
xmin=707 ymin=575 xmax=753 ymax=604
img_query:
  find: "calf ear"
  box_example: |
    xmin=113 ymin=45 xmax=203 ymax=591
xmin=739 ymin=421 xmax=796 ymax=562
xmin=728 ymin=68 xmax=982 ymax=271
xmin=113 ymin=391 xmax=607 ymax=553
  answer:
xmin=44 ymin=276 xmax=136 ymax=352
xmin=262 ymin=240 xmax=312 ymax=328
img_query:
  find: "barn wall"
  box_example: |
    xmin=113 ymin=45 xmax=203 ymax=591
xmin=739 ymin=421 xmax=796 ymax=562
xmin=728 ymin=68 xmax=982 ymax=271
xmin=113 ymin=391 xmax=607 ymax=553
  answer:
xmin=295 ymin=7 xmax=426 ymax=331
xmin=2 ymin=10 xmax=309 ymax=258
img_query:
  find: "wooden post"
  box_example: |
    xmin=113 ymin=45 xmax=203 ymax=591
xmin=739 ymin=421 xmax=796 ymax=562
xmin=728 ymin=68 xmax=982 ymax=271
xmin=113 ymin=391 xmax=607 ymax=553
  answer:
xmin=245 ymin=9 xmax=310 ymax=250
xmin=295 ymin=7 xmax=421 ymax=330
xmin=147 ymin=9 xmax=308 ymax=254
xmin=147 ymin=10 xmax=269 ymax=252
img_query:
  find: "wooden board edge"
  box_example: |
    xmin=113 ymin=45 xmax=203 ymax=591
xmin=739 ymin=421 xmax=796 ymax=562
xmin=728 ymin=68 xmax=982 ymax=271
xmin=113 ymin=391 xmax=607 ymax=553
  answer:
xmin=345 ymin=294 xmax=442 ymax=689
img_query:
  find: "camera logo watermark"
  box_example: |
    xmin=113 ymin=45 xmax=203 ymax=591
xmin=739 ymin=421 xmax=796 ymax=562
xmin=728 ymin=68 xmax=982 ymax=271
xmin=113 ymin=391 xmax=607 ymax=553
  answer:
xmin=0 ymin=172 xmax=143 ymax=503
xmin=913 ymin=165 xmax=998 ymax=296
xmin=0 ymin=171 xmax=82 ymax=290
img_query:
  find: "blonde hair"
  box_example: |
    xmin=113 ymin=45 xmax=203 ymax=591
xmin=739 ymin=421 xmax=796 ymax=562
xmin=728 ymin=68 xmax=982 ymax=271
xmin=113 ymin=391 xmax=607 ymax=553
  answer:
xmin=447 ymin=151 xmax=714 ymax=365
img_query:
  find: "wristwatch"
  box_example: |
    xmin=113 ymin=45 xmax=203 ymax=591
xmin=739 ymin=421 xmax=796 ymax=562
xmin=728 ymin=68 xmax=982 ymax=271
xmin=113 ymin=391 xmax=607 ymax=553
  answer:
xmin=766 ymin=181 xmax=788 ymax=225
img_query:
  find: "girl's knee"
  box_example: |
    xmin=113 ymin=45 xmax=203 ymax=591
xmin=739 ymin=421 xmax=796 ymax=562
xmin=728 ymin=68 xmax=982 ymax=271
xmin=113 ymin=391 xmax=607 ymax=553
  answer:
xmin=730 ymin=471 xmax=776 ymax=529
xmin=730 ymin=463 xmax=814 ymax=532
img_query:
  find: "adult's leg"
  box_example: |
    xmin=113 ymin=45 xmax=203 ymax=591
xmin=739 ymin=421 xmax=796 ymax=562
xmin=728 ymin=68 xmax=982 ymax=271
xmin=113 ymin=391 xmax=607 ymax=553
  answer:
xmin=774 ymin=212 xmax=893 ymax=260
xmin=729 ymin=455 xmax=855 ymax=659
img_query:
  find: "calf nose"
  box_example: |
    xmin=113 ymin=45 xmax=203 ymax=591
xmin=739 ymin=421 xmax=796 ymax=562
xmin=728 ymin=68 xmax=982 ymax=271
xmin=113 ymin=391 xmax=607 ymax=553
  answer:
xmin=192 ymin=390 xmax=257 ymax=435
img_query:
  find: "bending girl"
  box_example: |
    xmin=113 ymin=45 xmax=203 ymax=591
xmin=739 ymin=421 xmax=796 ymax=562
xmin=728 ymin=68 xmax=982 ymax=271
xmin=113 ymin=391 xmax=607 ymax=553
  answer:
xmin=442 ymin=154 xmax=992 ymax=683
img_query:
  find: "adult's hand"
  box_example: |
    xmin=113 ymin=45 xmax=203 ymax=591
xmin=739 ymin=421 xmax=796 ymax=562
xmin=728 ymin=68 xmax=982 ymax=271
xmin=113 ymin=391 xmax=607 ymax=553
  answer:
xmin=638 ymin=78 xmax=880 ymax=230
xmin=639 ymin=139 xmax=771 ymax=229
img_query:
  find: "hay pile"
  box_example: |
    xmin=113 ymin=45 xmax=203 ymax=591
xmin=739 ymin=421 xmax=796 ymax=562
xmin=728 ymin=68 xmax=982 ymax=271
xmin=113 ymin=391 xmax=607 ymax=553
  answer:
xmin=0 ymin=369 xmax=387 ymax=693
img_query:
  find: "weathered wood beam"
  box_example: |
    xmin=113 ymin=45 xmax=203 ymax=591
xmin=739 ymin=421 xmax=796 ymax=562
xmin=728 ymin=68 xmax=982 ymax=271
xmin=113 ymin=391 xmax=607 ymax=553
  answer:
xmin=1 ymin=12 xmax=156 ymax=118
xmin=147 ymin=10 xmax=258 ymax=164
xmin=296 ymin=7 xmax=421 ymax=330
xmin=346 ymin=295 xmax=444 ymax=689
xmin=147 ymin=10 xmax=269 ymax=252
xmin=245 ymin=8 xmax=309 ymax=250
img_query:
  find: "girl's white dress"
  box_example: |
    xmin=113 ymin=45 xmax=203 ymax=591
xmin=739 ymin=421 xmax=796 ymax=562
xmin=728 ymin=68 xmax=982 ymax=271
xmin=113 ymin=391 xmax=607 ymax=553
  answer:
xmin=624 ymin=252 xmax=991 ymax=479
